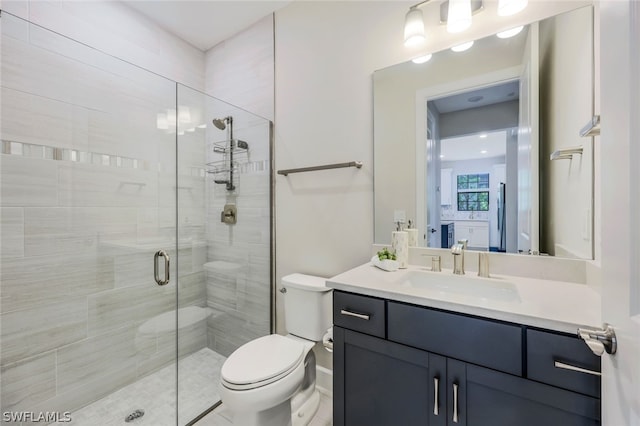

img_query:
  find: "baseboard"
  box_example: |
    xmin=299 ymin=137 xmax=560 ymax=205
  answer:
xmin=315 ymin=365 xmax=333 ymax=396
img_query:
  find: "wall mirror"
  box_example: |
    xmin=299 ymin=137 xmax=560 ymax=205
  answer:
xmin=373 ymin=5 xmax=595 ymax=259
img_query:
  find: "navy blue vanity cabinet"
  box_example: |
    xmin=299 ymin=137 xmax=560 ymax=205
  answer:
xmin=333 ymin=290 xmax=601 ymax=426
xmin=465 ymin=364 xmax=600 ymax=426
xmin=441 ymin=222 xmax=454 ymax=249
xmin=334 ymin=327 xmax=433 ymax=426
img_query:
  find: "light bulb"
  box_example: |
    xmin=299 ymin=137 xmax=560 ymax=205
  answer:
xmin=178 ymin=105 xmax=191 ymax=124
xmin=447 ymin=0 xmax=472 ymax=34
xmin=451 ymin=41 xmax=474 ymax=52
xmin=497 ymin=26 xmax=524 ymax=39
xmin=157 ymin=113 xmax=168 ymax=130
xmin=412 ymin=54 xmax=433 ymax=64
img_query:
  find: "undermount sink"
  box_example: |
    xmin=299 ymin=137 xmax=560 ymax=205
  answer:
xmin=396 ymin=270 xmax=521 ymax=303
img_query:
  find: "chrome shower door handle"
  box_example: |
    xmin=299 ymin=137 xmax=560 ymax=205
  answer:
xmin=154 ymin=250 xmax=170 ymax=286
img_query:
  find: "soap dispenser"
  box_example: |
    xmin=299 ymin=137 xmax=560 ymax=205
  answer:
xmin=392 ymin=221 xmax=409 ymax=269
xmin=406 ymin=219 xmax=419 ymax=247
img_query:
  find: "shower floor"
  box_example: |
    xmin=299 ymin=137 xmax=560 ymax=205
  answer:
xmin=53 ymin=348 xmax=226 ymax=426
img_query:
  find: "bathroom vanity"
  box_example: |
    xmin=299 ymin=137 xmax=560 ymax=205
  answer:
xmin=327 ymin=263 xmax=602 ymax=426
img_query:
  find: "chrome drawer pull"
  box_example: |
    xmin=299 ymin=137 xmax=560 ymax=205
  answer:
xmin=452 ymin=383 xmax=459 ymax=423
xmin=340 ymin=309 xmax=370 ymax=321
xmin=433 ymin=377 xmax=439 ymax=416
xmin=554 ymin=361 xmax=602 ymax=376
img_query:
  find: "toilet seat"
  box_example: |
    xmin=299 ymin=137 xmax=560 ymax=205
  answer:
xmin=221 ymin=335 xmax=305 ymax=391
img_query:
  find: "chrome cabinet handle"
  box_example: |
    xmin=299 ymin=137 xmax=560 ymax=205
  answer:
xmin=340 ymin=309 xmax=370 ymax=321
xmin=453 ymin=383 xmax=459 ymax=423
xmin=154 ymin=250 xmax=170 ymax=286
xmin=433 ymin=377 xmax=439 ymax=416
xmin=554 ymin=360 xmax=602 ymax=376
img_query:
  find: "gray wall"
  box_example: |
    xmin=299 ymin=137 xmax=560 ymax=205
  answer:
xmin=439 ymin=100 xmax=519 ymax=139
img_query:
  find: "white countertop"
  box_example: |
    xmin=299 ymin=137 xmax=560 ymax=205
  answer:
xmin=327 ymin=262 xmax=601 ymax=334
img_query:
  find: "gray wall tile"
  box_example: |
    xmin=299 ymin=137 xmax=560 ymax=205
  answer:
xmin=0 ymin=298 xmax=87 ymax=365
xmin=0 ymin=352 xmax=56 ymax=413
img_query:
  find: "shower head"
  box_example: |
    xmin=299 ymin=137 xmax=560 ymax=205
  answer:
xmin=212 ymin=118 xmax=226 ymax=130
xmin=212 ymin=116 xmax=232 ymax=131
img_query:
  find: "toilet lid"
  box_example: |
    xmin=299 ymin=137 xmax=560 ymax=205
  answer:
xmin=221 ymin=335 xmax=304 ymax=388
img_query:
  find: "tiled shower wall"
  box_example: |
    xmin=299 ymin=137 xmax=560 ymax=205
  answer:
xmin=203 ymin=117 xmax=272 ymax=357
xmin=202 ymin=15 xmax=274 ymax=356
xmin=0 ymin=14 xmax=208 ymax=418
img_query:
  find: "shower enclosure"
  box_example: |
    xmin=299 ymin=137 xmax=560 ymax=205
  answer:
xmin=0 ymin=12 xmax=273 ymax=425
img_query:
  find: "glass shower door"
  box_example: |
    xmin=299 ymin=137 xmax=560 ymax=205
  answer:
xmin=175 ymin=85 xmax=273 ymax=424
xmin=0 ymin=12 xmax=180 ymax=425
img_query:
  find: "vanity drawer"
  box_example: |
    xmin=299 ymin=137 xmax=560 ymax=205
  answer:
xmin=333 ymin=291 xmax=386 ymax=338
xmin=527 ymin=329 xmax=601 ymax=398
xmin=387 ymin=302 xmax=523 ymax=375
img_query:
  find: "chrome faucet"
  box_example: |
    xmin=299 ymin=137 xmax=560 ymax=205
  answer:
xmin=451 ymin=243 xmax=465 ymax=275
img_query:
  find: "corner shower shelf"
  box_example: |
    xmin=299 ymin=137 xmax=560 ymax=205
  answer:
xmin=206 ymin=139 xmax=249 ymax=191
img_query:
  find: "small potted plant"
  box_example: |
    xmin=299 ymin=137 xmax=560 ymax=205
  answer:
xmin=371 ymin=247 xmax=399 ymax=272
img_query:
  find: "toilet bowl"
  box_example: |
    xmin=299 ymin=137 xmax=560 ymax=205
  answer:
xmin=219 ymin=274 xmax=332 ymax=426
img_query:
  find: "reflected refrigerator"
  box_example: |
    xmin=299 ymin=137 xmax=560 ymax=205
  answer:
xmin=498 ymin=182 xmax=506 ymax=252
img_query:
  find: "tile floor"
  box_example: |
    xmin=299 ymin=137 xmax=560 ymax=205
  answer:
xmin=53 ymin=348 xmax=226 ymax=426
xmin=195 ymin=390 xmax=333 ymax=426
xmin=50 ymin=347 xmax=332 ymax=426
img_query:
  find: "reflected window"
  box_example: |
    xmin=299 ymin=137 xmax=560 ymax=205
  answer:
xmin=457 ymin=173 xmax=489 ymax=211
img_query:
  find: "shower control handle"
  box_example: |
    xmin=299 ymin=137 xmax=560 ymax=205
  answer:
xmin=154 ymin=250 xmax=170 ymax=286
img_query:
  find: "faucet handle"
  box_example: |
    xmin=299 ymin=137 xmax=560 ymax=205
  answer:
xmin=478 ymin=252 xmax=490 ymax=278
xmin=420 ymin=253 xmax=442 ymax=272
xmin=451 ymin=243 xmax=463 ymax=255
xmin=431 ymin=256 xmax=441 ymax=272
xmin=457 ymin=239 xmax=468 ymax=250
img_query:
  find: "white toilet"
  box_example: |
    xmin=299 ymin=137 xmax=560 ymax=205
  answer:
xmin=219 ymin=273 xmax=332 ymax=426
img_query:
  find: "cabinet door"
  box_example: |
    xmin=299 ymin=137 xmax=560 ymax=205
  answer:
xmin=465 ymin=364 xmax=600 ymax=426
xmin=470 ymin=225 xmax=489 ymax=249
xmin=334 ymin=327 xmax=431 ymax=426
xmin=454 ymin=223 xmax=471 ymax=244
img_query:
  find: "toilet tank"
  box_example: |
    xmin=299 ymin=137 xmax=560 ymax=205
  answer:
xmin=282 ymin=273 xmax=333 ymax=341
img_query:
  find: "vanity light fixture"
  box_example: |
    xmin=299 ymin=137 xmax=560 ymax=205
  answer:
xmin=497 ymin=0 xmax=528 ymax=16
xmin=447 ymin=0 xmax=472 ymax=33
xmin=496 ymin=25 xmax=524 ymax=38
xmin=412 ymin=53 xmax=433 ymax=64
xmin=451 ymin=40 xmax=474 ymax=52
xmin=404 ymin=5 xmax=427 ymax=46
xmin=403 ymin=0 xmax=483 ymax=47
